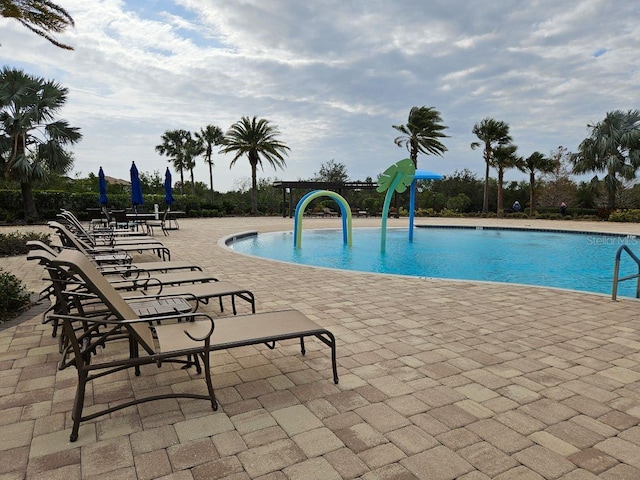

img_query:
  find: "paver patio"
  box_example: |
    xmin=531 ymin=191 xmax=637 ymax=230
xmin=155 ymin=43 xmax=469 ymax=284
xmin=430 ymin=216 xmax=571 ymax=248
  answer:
xmin=1 ymin=216 xmax=640 ymax=479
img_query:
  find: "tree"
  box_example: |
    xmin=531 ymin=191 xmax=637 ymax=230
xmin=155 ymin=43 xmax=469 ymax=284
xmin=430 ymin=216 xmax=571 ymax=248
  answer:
xmin=572 ymin=110 xmax=640 ymax=210
xmin=156 ymin=129 xmax=189 ymax=195
xmin=491 ymin=143 xmax=520 ymax=215
xmin=195 ymin=124 xmax=224 ymax=204
xmin=220 ymin=116 xmax=290 ymax=214
xmin=518 ymin=151 xmax=555 ymax=216
xmin=0 ymin=67 xmax=81 ymax=220
xmin=540 ymin=146 xmax=576 ymax=208
xmin=181 ymin=131 xmax=200 ymax=196
xmin=393 ymin=106 xmax=449 ymax=169
xmin=471 ymin=118 xmax=512 ymax=214
xmin=1 ymin=0 xmax=75 ymax=50
xmin=313 ymin=159 xmax=348 ymax=183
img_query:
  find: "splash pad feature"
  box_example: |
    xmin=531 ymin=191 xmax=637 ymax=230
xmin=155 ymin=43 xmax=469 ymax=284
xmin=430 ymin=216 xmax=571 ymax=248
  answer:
xmin=293 ymin=190 xmax=352 ymax=248
xmin=292 ymin=161 xmax=442 ymax=252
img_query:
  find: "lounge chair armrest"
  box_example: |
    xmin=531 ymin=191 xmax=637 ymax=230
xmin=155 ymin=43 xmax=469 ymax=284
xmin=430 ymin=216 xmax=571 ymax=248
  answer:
xmin=50 ymin=312 xmax=214 ymax=331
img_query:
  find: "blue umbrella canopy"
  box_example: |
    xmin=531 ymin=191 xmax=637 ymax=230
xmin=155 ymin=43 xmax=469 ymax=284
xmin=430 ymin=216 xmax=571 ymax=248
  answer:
xmin=130 ymin=161 xmax=144 ymax=208
xmin=98 ymin=167 xmax=108 ymax=205
xmin=164 ymin=167 xmax=174 ymax=207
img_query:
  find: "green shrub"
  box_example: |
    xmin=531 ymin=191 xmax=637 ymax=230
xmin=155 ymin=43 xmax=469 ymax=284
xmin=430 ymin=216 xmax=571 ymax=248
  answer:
xmin=609 ymin=209 xmax=640 ymax=223
xmin=0 ymin=231 xmax=52 ymax=256
xmin=441 ymin=208 xmax=464 ymax=218
xmin=0 ymin=269 xmax=30 ymax=323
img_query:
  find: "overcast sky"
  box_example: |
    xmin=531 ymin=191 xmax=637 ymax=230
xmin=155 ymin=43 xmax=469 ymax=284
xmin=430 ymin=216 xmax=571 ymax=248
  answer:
xmin=2 ymin=0 xmax=639 ymax=192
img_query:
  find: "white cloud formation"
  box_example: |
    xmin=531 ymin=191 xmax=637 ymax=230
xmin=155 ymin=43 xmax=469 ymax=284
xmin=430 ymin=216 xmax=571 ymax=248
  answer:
xmin=1 ymin=0 xmax=638 ymax=191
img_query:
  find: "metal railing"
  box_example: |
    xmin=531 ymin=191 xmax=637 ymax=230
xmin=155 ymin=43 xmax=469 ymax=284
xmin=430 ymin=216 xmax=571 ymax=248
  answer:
xmin=612 ymin=244 xmax=640 ymax=300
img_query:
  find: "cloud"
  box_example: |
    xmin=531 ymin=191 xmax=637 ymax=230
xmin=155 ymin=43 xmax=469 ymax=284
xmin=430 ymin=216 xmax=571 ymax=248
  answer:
xmin=1 ymin=0 xmax=638 ymax=190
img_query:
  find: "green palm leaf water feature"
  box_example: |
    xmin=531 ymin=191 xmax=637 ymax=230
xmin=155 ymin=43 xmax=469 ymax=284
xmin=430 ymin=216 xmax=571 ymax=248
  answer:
xmin=377 ymin=159 xmax=415 ymax=252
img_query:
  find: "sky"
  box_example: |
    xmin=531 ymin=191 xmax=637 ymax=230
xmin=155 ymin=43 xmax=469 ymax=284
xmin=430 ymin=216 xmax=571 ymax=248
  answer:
xmin=2 ymin=0 xmax=639 ymax=192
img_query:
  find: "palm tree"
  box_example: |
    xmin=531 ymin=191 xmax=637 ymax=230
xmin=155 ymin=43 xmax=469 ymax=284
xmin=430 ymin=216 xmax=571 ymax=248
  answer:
xmin=195 ymin=124 xmax=224 ymax=204
xmin=471 ymin=118 xmax=512 ymax=214
xmin=491 ymin=144 xmax=520 ymax=216
xmin=220 ymin=116 xmax=290 ymax=214
xmin=572 ymin=110 xmax=640 ymax=210
xmin=0 ymin=67 xmax=81 ymax=220
xmin=181 ymin=131 xmax=200 ymax=196
xmin=393 ymin=106 xmax=449 ymax=169
xmin=1 ymin=0 xmax=75 ymax=50
xmin=518 ymin=151 xmax=555 ymax=216
xmin=156 ymin=129 xmax=189 ymax=194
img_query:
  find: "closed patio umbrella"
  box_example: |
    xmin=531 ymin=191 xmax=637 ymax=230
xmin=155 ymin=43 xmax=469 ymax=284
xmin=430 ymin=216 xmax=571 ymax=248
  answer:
xmin=130 ymin=161 xmax=144 ymax=211
xmin=98 ymin=167 xmax=108 ymax=206
xmin=164 ymin=167 xmax=174 ymax=209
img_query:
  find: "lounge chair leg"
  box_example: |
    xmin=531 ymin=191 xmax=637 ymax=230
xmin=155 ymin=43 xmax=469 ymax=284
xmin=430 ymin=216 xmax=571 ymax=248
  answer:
xmin=218 ymin=297 xmax=224 ymax=313
xmin=300 ymin=337 xmax=306 ymax=355
xmin=70 ymin=368 xmax=87 ymax=442
xmin=200 ymin=350 xmax=218 ymax=410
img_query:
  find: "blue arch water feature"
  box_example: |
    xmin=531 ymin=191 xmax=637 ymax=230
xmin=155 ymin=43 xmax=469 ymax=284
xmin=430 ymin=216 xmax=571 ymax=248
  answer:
xmin=293 ymin=190 xmax=352 ymax=248
xmin=408 ymin=170 xmax=443 ymax=241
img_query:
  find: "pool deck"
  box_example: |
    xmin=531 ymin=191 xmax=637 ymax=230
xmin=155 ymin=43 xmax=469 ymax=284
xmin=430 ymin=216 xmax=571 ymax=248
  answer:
xmin=2 ymin=216 xmax=640 ymax=479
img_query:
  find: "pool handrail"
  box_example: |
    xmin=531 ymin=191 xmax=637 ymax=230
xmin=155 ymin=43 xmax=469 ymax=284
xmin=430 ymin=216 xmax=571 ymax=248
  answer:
xmin=612 ymin=244 xmax=640 ymax=300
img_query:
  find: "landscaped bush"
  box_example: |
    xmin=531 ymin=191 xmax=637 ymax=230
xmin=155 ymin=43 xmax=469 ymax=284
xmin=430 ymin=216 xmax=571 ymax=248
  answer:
xmin=0 ymin=231 xmax=52 ymax=256
xmin=609 ymin=209 xmax=640 ymax=223
xmin=0 ymin=269 xmax=30 ymax=323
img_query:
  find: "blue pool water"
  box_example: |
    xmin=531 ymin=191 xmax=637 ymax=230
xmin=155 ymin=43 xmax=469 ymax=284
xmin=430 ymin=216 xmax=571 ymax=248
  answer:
xmin=230 ymin=227 xmax=640 ymax=298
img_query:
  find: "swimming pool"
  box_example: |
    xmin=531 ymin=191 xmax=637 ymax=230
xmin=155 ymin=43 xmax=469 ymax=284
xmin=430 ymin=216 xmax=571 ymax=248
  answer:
xmin=229 ymin=227 xmax=640 ymax=298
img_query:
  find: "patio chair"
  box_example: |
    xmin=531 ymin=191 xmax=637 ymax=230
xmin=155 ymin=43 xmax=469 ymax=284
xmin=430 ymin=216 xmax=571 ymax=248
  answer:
xmin=48 ymin=249 xmax=339 ymax=442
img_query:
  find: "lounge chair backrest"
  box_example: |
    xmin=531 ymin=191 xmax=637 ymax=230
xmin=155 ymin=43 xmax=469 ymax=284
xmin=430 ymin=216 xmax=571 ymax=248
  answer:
xmin=26 ymin=240 xmax=58 ymax=256
xmin=52 ymin=249 xmax=155 ymax=353
xmin=49 ymin=221 xmax=95 ymax=252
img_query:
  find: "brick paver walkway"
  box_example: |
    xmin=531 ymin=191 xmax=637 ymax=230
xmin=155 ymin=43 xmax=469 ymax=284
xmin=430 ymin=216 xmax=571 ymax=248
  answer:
xmin=1 ymin=216 xmax=640 ymax=479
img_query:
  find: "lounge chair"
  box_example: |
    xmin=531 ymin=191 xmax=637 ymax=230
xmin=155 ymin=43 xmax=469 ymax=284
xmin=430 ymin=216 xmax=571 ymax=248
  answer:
xmin=323 ymin=207 xmax=339 ymax=217
xmin=49 ymin=221 xmax=172 ymax=260
xmin=29 ymin=245 xmax=255 ymax=330
xmin=144 ymin=209 xmax=169 ymax=236
xmin=48 ymin=249 xmax=339 ymax=442
xmin=59 ymin=209 xmax=150 ymax=239
xmin=27 ymin=240 xmax=200 ymax=273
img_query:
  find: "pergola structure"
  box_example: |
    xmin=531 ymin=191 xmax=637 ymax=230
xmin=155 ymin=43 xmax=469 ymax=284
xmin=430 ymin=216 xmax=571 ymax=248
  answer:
xmin=272 ymin=181 xmax=378 ymax=217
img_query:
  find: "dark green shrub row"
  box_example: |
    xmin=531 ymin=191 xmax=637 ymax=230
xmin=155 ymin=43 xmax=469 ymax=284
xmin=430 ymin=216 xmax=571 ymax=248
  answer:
xmin=0 ymin=269 xmax=31 ymax=323
xmin=0 ymin=231 xmax=52 ymax=256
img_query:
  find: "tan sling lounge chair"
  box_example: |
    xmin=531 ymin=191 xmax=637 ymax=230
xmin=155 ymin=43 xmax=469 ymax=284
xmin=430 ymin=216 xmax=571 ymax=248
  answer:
xmin=48 ymin=249 xmax=339 ymax=442
xmin=49 ymin=221 xmax=172 ymax=260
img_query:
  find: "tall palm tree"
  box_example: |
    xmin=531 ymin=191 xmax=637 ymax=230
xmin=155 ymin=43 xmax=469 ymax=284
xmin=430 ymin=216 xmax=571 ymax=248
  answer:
xmin=572 ymin=110 xmax=640 ymax=210
xmin=393 ymin=106 xmax=449 ymax=169
xmin=0 ymin=67 xmax=81 ymax=220
xmin=1 ymin=0 xmax=75 ymax=49
xmin=491 ymin=144 xmax=519 ymax=216
xmin=220 ymin=116 xmax=289 ymax=214
xmin=181 ymin=131 xmax=200 ymax=196
xmin=518 ymin=151 xmax=555 ymax=216
xmin=156 ymin=129 xmax=189 ymax=194
xmin=471 ymin=118 xmax=512 ymax=214
xmin=196 ymin=124 xmax=224 ymax=204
